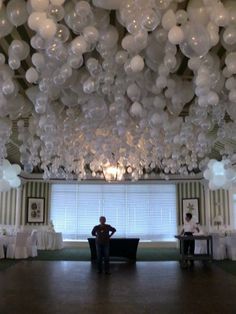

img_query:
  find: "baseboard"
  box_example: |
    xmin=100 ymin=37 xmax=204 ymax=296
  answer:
xmin=63 ymin=240 xmax=178 ymax=249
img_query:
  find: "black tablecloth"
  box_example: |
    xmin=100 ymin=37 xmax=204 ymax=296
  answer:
xmin=87 ymin=238 xmax=140 ymax=261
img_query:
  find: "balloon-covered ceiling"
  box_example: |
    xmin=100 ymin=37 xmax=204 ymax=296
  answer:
xmin=1 ymin=0 xmax=236 ymax=181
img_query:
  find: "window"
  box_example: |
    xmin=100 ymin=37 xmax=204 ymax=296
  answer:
xmin=50 ymin=183 xmax=177 ymax=241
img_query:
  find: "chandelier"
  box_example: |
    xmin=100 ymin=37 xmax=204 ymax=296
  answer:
xmin=102 ymin=164 xmax=126 ymax=182
xmin=0 ymin=0 xmax=236 ymax=181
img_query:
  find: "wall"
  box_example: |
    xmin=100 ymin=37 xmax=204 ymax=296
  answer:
xmin=177 ymin=181 xmax=231 ymax=227
xmin=209 ymin=189 xmax=230 ymax=226
xmin=177 ymin=181 xmax=205 ymax=225
xmin=21 ymin=181 xmax=50 ymax=225
xmin=0 ymin=182 xmax=50 ymax=226
xmin=0 ymin=188 xmax=17 ymax=225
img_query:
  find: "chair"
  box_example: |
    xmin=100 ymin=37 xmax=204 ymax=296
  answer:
xmin=211 ymin=233 xmax=226 ymax=260
xmin=6 ymin=232 xmax=29 ymax=259
xmin=0 ymin=239 xmax=5 ymax=259
xmin=27 ymin=230 xmax=38 ymax=257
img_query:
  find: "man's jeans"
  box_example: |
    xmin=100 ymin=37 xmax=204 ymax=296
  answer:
xmin=96 ymin=243 xmax=110 ymax=272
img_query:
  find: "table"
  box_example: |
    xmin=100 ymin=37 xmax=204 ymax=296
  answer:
xmin=175 ymin=235 xmax=213 ymax=266
xmin=88 ymin=238 xmax=140 ymax=261
xmin=36 ymin=232 xmax=63 ymax=250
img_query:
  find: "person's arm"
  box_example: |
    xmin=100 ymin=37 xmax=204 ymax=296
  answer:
xmin=109 ymin=226 xmax=116 ymax=238
xmin=195 ymin=224 xmax=200 ymax=233
xmin=91 ymin=226 xmax=97 ymax=236
xmin=180 ymin=228 xmax=184 ymax=236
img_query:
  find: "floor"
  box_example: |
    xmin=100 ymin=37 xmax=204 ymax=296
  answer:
xmin=0 ymin=261 xmax=236 ymax=314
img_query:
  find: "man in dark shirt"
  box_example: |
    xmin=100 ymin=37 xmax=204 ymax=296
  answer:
xmin=91 ymin=216 xmax=116 ymax=274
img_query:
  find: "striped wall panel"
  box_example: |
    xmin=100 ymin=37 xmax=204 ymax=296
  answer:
xmin=209 ymin=189 xmax=230 ymax=225
xmin=0 ymin=188 xmax=17 ymax=225
xmin=177 ymin=182 xmax=205 ymax=225
xmin=21 ymin=182 xmax=50 ymax=225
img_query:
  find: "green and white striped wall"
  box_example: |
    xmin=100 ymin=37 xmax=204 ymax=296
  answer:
xmin=0 ymin=188 xmax=17 ymax=225
xmin=209 ymin=189 xmax=230 ymax=225
xmin=21 ymin=181 xmax=50 ymax=225
xmin=177 ymin=181 xmax=205 ymax=225
xmin=0 ymin=182 xmax=50 ymax=226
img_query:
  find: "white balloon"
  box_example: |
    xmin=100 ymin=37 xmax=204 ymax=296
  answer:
xmin=83 ymin=26 xmax=99 ymax=44
xmin=130 ymin=55 xmax=145 ymax=72
xmin=0 ymin=179 xmax=11 ymax=192
xmin=9 ymin=177 xmax=21 ymax=188
xmin=0 ymin=6 xmax=13 ymax=38
xmin=12 ymin=164 xmax=21 ymax=175
xmin=162 ymin=9 xmax=176 ymax=31
xmin=92 ymin=0 xmax=121 ymax=10
xmin=39 ymin=19 xmax=57 ymax=39
xmin=28 ymin=12 xmax=47 ymax=31
xmin=30 ymin=0 xmax=49 ymax=12
xmin=50 ymin=0 xmax=65 ymax=5
xmin=6 ymin=0 xmax=28 ymax=27
xmin=26 ymin=67 xmax=39 ymax=83
xmin=71 ymin=36 xmax=88 ymax=54
xmin=168 ymin=26 xmax=184 ymax=45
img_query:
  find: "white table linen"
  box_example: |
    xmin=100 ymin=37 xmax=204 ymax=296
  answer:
xmin=211 ymin=233 xmax=227 ymax=260
xmin=226 ymin=235 xmax=236 ymax=261
xmin=36 ymin=231 xmax=63 ymax=250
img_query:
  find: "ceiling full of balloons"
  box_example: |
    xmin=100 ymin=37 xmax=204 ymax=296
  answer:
xmin=1 ymin=0 xmax=236 ymax=183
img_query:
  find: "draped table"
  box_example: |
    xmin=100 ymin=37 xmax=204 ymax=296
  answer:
xmin=36 ymin=232 xmax=63 ymax=250
xmin=88 ymin=238 xmax=140 ymax=261
xmin=188 ymin=232 xmax=236 ymax=260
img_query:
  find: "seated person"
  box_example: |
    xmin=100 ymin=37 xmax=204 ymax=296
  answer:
xmin=180 ymin=213 xmax=199 ymax=266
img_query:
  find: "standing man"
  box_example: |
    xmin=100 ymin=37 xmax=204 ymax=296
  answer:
xmin=92 ymin=216 xmax=116 ymax=274
xmin=180 ymin=213 xmax=199 ymax=267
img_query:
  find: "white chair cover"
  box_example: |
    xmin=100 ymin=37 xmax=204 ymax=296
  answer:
xmin=6 ymin=232 xmax=29 ymax=259
xmin=27 ymin=230 xmax=38 ymax=257
xmin=211 ymin=233 xmax=226 ymax=260
xmin=226 ymin=235 xmax=236 ymax=261
xmin=0 ymin=238 xmax=5 ymax=259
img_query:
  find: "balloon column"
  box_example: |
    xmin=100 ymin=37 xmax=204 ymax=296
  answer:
xmin=0 ymin=0 xmax=236 ymax=182
xmin=203 ymin=159 xmax=236 ymax=190
xmin=0 ymin=159 xmax=21 ymax=192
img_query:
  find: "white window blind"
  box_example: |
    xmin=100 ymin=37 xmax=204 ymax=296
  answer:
xmin=50 ymin=183 xmax=177 ymax=240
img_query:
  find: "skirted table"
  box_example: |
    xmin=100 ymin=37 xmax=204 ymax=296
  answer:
xmin=88 ymin=238 xmax=140 ymax=261
xmin=37 ymin=231 xmax=63 ymax=250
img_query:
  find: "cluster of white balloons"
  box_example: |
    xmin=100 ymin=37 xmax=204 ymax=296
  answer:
xmin=0 ymin=159 xmax=21 ymax=192
xmin=0 ymin=0 xmax=236 ymax=181
xmin=203 ymin=159 xmax=236 ymax=190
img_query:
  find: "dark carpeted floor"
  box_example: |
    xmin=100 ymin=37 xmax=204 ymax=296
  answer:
xmin=1 ymin=247 xmax=236 ymax=276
